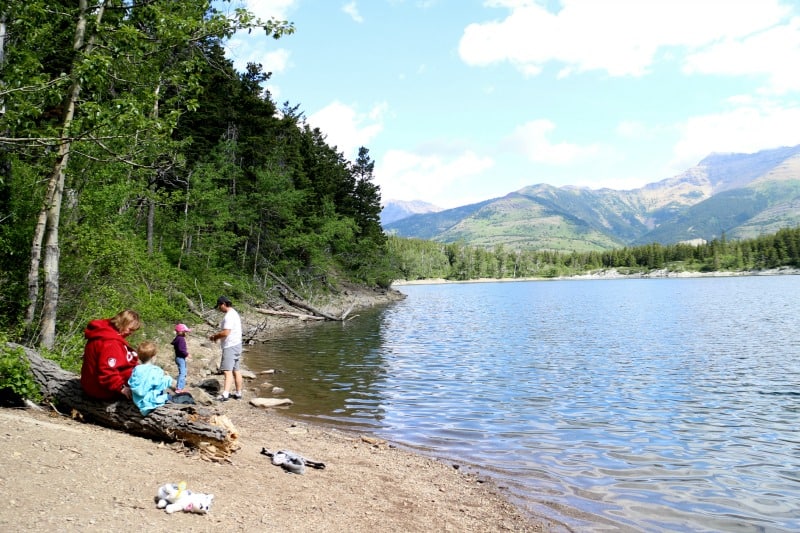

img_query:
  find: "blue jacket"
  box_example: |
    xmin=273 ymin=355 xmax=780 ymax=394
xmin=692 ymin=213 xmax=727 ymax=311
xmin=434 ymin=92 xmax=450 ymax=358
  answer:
xmin=128 ymin=363 xmax=174 ymax=415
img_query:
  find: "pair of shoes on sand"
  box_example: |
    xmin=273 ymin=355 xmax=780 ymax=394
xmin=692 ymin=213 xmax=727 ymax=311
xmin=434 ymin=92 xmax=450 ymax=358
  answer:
xmin=216 ymin=392 xmax=242 ymax=402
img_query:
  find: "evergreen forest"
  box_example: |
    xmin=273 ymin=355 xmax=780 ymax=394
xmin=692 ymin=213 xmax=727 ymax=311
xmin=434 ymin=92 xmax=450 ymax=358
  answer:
xmin=388 ymin=227 xmax=800 ymax=281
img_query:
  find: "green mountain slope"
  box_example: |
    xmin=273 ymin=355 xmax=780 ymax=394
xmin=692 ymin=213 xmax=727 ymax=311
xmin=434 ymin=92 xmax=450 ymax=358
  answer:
xmin=438 ymin=193 xmax=624 ymax=252
xmin=384 ymin=145 xmax=800 ymax=251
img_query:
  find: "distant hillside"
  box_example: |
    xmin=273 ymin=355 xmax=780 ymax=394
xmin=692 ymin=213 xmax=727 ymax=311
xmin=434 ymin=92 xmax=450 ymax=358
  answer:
xmin=384 ymin=145 xmax=800 ymax=251
xmin=380 ymin=200 xmax=443 ymax=225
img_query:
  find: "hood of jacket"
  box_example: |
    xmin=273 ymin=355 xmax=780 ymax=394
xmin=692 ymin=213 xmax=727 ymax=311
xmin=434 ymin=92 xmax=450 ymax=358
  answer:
xmin=84 ymin=318 xmax=125 ymax=343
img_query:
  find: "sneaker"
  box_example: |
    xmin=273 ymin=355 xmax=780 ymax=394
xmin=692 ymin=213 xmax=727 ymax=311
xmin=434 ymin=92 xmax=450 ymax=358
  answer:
xmin=216 ymin=394 xmax=230 ymax=402
xmin=232 ymin=392 xmax=242 ymax=400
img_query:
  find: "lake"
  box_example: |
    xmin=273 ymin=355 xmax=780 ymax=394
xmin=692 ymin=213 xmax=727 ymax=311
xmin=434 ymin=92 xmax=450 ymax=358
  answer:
xmin=244 ymin=275 xmax=800 ymax=532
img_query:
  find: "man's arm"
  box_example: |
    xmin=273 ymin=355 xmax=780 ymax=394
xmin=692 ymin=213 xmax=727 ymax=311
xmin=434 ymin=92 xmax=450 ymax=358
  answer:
xmin=209 ymin=329 xmax=231 ymax=342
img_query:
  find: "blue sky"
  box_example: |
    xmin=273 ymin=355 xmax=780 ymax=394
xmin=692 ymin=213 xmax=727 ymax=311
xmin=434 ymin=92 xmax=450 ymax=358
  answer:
xmin=220 ymin=0 xmax=800 ymax=208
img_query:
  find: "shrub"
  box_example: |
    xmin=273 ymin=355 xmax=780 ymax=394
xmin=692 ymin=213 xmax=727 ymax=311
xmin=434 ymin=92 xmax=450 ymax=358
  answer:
xmin=0 ymin=336 xmax=42 ymax=403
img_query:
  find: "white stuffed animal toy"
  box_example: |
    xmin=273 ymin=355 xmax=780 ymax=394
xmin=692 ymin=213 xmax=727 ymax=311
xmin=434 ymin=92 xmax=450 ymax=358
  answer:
xmin=165 ymin=491 xmax=214 ymax=514
xmin=155 ymin=482 xmax=185 ymax=509
xmin=155 ymin=481 xmax=214 ymax=514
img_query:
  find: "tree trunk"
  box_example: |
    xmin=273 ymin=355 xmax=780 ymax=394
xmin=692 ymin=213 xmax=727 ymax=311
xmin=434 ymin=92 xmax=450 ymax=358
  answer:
xmin=178 ymin=172 xmax=191 ymax=270
xmin=31 ymin=0 xmax=104 ymax=348
xmin=147 ymin=193 xmax=155 ymax=255
xmin=11 ymin=342 xmax=240 ymax=460
xmin=0 ymin=12 xmax=6 ymax=116
xmin=280 ymin=290 xmax=350 ymax=321
xmin=145 ymin=82 xmax=161 ymax=256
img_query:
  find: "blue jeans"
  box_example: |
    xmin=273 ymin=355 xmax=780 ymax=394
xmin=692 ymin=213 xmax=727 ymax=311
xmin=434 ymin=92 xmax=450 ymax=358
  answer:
xmin=175 ymin=356 xmax=187 ymax=390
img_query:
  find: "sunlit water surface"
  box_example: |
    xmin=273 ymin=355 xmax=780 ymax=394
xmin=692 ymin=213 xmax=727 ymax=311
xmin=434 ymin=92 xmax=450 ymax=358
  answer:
xmin=245 ymin=276 xmax=800 ymax=532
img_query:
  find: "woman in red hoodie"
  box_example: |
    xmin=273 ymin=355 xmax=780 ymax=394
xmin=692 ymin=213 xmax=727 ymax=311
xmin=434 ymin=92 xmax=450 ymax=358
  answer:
xmin=80 ymin=309 xmax=141 ymax=400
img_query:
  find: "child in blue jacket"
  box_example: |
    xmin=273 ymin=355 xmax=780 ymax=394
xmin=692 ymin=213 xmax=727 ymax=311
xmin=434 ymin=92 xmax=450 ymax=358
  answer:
xmin=128 ymin=341 xmax=176 ymax=415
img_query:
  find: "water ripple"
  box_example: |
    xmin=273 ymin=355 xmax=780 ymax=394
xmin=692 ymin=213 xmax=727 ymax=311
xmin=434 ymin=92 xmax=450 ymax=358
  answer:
xmin=246 ymin=276 xmax=800 ymax=532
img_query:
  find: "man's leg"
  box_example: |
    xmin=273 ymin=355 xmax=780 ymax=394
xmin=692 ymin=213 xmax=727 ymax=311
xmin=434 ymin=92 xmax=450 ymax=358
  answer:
xmin=222 ymin=370 xmax=233 ymax=394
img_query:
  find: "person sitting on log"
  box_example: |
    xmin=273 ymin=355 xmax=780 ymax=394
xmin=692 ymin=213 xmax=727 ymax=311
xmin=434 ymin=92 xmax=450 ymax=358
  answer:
xmin=128 ymin=341 xmax=177 ymax=415
xmin=80 ymin=309 xmax=141 ymax=401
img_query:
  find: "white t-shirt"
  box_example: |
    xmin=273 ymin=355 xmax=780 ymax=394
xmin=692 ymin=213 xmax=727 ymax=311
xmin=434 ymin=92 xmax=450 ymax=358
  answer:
xmin=220 ymin=307 xmax=242 ymax=349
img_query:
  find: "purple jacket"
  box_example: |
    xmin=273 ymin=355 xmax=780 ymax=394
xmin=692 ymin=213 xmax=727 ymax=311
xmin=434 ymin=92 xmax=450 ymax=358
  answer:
xmin=171 ymin=335 xmax=189 ymax=358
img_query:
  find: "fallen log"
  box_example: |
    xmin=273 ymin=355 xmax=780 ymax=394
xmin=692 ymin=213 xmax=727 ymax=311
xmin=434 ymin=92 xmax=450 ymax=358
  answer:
xmin=279 ymin=290 xmax=344 ymax=321
xmin=10 ymin=342 xmax=239 ymax=461
xmin=253 ymin=307 xmax=325 ymax=321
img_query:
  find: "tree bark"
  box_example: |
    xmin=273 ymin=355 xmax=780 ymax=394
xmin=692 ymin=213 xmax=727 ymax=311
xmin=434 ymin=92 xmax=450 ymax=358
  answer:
xmin=280 ymin=290 xmax=351 ymax=321
xmin=30 ymin=0 xmax=104 ymax=348
xmin=262 ymin=268 xmax=359 ymax=322
xmin=11 ymin=343 xmax=240 ymax=461
xmin=253 ymin=307 xmax=325 ymax=321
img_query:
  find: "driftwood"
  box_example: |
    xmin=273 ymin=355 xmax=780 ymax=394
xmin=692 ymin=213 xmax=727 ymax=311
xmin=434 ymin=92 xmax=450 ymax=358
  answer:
xmin=280 ymin=291 xmax=356 ymax=321
xmin=253 ymin=307 xmax=325 ymax=321
xmin=265 ymin=269 xmax=306 ymax=301
xmin=11 ymin=343 xmax=239 ymax=461
xmin=265 ymin=269 xmax=355 ymax=321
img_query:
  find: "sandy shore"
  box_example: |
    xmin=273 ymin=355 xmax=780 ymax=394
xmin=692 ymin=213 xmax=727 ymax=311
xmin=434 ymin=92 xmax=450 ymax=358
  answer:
xmin=0 ymin=290 xmax=562 ymax=532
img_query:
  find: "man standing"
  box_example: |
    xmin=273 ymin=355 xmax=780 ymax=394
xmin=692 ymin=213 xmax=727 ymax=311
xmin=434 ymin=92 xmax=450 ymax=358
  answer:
xmin=209 ymin=296 xmax=243 ymax=401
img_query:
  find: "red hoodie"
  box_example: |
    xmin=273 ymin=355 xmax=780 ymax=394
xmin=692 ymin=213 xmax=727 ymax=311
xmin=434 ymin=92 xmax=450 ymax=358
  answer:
xmin=80 ymin=318 xmax=139 ymax=400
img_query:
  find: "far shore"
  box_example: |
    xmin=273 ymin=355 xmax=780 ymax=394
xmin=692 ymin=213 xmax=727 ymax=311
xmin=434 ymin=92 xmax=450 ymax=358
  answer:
xmin=391 ymin=266 xmax=800 ymax=286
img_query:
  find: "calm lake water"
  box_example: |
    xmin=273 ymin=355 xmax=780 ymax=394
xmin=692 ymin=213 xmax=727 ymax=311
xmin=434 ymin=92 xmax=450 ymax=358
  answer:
xmin=245 ymin=276 xmax=800 ymax=532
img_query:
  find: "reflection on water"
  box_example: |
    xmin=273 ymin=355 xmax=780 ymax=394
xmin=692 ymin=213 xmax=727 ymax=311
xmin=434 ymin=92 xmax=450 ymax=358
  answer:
xmin=247 ymin=308 xmax=390 ymax=427
xmin=245 ymin=276 xmax=800 ymax=532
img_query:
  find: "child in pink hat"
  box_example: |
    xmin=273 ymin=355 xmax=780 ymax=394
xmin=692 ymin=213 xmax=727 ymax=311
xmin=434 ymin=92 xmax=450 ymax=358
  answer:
xmin=171 ymin=324 xmax=192 ymax=392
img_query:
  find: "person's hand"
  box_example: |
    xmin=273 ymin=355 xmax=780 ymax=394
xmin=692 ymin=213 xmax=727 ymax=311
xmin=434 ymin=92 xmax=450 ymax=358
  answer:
xmin=187 ymin=354 xmax=192 ymax=360
xmin=121 ymin=385 xmax=132 ymax=400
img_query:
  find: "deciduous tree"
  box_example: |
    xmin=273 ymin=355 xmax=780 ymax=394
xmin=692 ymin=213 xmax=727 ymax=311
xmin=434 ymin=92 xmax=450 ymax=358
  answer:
xmin=0 ymin=0 xmax=292 ymax=348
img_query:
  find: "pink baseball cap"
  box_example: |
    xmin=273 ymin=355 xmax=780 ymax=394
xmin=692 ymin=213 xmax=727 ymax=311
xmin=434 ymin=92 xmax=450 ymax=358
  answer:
xmin=175 ymin=323 xmax=191 ymax=333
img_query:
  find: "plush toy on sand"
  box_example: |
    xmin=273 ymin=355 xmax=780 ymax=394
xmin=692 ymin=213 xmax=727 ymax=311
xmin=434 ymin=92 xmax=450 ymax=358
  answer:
xmin=155 ymin=481 xmax=214 ymax=514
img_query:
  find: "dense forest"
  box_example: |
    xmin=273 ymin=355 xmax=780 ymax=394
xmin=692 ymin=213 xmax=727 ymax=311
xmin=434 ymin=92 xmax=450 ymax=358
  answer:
xmin=2 ymin=1 xmax=800 ymax=398
xmin=388 ymin=227 xmax=800 ymax=281
xmin=0 ymin=1 xmax=389 ymax=355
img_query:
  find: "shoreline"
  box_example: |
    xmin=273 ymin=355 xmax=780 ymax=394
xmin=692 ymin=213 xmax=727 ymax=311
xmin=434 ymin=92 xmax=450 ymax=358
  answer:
xmin=0 ymin=288 xmax=556 ymax=532
xmin=183 ymin=293 xmax=563 ymax=530
xmin=180 ymin=297 xmax=566 ymax=530
xmin=390 ymin=266 xmax=800 ymax=286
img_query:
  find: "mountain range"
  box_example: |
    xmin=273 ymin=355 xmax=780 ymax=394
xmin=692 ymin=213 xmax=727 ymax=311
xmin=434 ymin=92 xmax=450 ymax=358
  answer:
xmin=382 ymin=145 xmax=800 ymax=252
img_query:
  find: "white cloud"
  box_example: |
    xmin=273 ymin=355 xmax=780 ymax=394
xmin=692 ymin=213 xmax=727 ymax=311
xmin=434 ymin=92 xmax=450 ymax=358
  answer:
xmin=684 ymin=17 xmax=800 ymax=94
xmin=460 ymin=0 xmax=793 ymax=78
xmin=222 ymin=0 xmax=295 ymax=73
xmin=225 ymin=36 xmax=291 ymax=73
xmin=262 ymin=48 xmax=291 ymax=73
xmin=265 ymin=84 xmax=281 ymax=102
xmin=306 ymin=101 xmax=387 ymax=158
xmin=504 ymin=119 xmax=601 ymax=164
xmin=239 ymin=0 xmax=297 ymax=20
xmin=342 ymin=1 xmax=364 ymax=23
xmin=376 ymin=149 xmax=495 ymax=207
xmin=671 ymin=103 xmax=800 ymax=171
